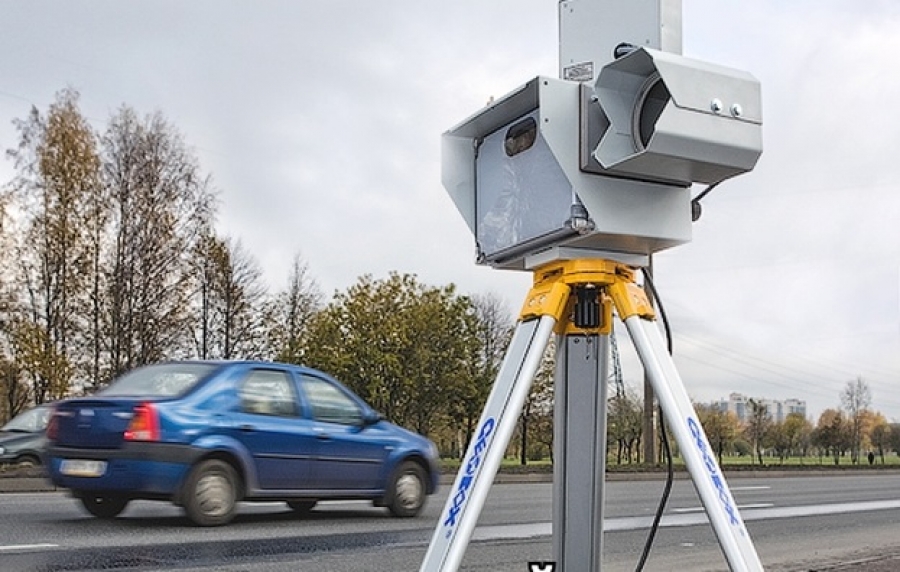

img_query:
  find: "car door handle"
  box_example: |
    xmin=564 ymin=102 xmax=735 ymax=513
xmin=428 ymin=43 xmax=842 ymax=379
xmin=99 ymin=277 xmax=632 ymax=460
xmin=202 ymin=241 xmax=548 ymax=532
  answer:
xmin=239 ymin=424 xmax=255 ymax=432
xmin=316 ymin=433 xmax=331 ymax=441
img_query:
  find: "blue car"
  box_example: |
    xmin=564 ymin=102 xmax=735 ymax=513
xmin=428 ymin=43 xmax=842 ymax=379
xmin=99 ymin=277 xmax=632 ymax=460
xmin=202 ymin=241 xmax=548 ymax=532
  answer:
xmin=46 ymin=361 xmax=440 ymax=526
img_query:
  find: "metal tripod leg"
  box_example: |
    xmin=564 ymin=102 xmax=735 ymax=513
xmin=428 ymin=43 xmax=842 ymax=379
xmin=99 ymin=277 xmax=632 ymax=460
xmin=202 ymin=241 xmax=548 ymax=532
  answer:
xmin=621 ymin=313 xmax=764 ymax=572
xmin=420 ymin=315 xmax=557 ymax=572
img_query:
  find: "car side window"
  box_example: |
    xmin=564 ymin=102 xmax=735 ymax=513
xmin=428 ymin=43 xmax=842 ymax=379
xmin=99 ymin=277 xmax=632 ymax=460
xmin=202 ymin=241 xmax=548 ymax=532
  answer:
xmin=238 ymin=369 xmax=298 ymax=417
xmin=300 ymin=375 xmax=363 ymax=425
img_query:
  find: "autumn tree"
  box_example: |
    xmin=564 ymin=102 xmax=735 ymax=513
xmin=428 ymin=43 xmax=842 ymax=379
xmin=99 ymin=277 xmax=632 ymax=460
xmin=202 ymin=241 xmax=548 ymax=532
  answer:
xmin=0 ymin=358 xmax=29 ymax=422
xmin=869 ymin=416 xmax=891 ymax=464
xmin=303 ymin=273 xmax=479 ymax=436
xmin=813 ymin=408 xmax=852 ymax=465
xmin=696 ymin=404 xmax=739 ymax=465
xmin=841 ymin=376 xmax=871 ymax=464
xmin=5 ymin=88 xmax=100 ymax=401
xmin=0 ymin=195 xmax=28 ymax=418
xmin=888 ymin=424 xmax=900 ymax=458
xmin=102 ymin=106 xmax=215 ymax=377
xmin=770 ymin=413 xmax=813 ymax=464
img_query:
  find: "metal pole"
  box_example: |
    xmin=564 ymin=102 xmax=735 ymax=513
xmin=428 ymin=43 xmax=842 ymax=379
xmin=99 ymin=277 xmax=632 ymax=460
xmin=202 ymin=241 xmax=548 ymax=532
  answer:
xmin=552 ymin=332 xmax=608 ymax=569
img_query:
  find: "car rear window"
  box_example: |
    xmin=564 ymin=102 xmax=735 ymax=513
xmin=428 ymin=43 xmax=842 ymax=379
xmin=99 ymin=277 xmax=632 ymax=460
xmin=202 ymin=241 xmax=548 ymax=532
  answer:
xmin=1 ymin=406 xmax=50 ymax=432
xmin=100 ymin=363 xmax=218 ymax=397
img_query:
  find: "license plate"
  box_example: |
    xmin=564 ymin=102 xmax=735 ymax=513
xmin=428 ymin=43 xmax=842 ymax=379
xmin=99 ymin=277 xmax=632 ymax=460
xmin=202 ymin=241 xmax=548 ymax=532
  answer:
xmin=60 ymin=459 xmax=107 ymax=477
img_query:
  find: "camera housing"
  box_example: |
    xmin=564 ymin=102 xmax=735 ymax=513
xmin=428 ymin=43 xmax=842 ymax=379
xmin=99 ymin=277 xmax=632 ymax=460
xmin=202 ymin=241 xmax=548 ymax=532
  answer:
xmin=593 ymin=47 xmax=762 ymax=186
xmin=442 ymin=50 xmax=762 ymax=270
xmin=443 ymin=77 xmax=690 ymax=269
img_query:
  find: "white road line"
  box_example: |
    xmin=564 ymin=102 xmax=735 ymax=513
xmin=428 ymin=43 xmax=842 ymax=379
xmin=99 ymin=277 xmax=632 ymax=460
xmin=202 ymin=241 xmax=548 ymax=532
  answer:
xmin=730 ymin=486 xmax=771 ymax=491
xmin=0 ymin=543 xmax=59 ymax=553
xmin=672 ymin=503 xmax=775 ymax=514
xmin=470 ymin=499 xmax=900 ymax=541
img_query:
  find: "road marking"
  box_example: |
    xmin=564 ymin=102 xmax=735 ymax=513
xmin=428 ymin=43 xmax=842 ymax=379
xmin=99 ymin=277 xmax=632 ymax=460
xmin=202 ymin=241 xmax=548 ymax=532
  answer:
xmin=0 ymin=543 xmax=59 ymax=553
xmin=470 ymin=499 xmax=900 ymax=541
xmin=730 ymin=486 xmax=771 ymax=491
xmin=673 ymin=503 xmax=774 ymax=513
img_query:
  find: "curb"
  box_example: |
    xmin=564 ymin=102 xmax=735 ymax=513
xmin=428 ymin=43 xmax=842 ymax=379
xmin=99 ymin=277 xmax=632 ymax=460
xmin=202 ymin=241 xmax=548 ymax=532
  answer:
xmin=437 ymin=467 xmax=900 ymax=486
xmin=0 ymin=476 xmax=57 ymax=493
xmin=4 ymin=468 xmax=898 ymax=493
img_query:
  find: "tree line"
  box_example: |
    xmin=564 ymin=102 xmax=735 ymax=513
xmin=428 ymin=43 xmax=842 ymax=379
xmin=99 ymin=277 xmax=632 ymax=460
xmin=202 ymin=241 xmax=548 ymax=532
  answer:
xmin=0 ymin=89 xmax=525 ymax=457
xmin=692 ymin=377 xmax=898 ymax=466
xmin=3 ymin=89 xmax=896 ymax=466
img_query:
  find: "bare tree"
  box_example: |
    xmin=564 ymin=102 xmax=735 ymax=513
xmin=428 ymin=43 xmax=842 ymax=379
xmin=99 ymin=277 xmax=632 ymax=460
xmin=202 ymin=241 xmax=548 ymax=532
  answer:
xmin=608 ymin=386 xmax=643 ymax=464
xmin=841 ymin=376 xmax=872 ymax=464
xmin=518 ymin=339 xmax=554 ymax=465
xmin=265 ymin=252 xmax=322 ymax=363
xmin=744 ymin=399 xmax=772 ymax=466
xmin=192 ymin=235 xmax=266 ymax=359
xmin=454 ymin=292 xmax=512 ymax=456
xmin=102 ymin=106 xmax=216 ymax=377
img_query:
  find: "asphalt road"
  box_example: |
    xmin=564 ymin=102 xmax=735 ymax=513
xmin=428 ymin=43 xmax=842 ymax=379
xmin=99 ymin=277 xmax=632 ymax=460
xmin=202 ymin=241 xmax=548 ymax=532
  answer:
xmin=1 ymin=473 xmax=899 ymax=571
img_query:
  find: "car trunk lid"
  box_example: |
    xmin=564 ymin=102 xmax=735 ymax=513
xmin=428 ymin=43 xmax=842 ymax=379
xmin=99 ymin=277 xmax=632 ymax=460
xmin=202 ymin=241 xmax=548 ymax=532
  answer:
xmin=51 ymin=398 xmax=145 ymax=449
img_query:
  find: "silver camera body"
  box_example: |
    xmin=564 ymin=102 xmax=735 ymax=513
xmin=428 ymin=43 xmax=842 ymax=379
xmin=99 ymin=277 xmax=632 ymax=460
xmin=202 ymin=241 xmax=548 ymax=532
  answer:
xmin=442 ymin=50 xmax=762 ymax=270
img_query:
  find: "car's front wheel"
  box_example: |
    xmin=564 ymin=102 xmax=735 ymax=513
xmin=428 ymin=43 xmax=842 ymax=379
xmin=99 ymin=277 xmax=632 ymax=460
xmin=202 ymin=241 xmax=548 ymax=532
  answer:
xmin=183 ymin=459 xmax=240 ymax=526
xmin=387 ymin=460 xmax=427 ymax=517
xmin=79 ymin=494 xmax=129 ymax=519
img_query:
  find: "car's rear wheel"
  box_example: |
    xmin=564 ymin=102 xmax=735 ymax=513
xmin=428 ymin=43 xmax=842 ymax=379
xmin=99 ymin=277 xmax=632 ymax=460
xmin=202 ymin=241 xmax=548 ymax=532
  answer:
xmin=79 ymin=494 xmax=129 ymax=519
xmin=286 ymin=500 xmax=317 ymax=514
xmin=387 ymin=460 xmax=426 ymax=517
xmin=183 ymin=459 xmax=240 ymax=526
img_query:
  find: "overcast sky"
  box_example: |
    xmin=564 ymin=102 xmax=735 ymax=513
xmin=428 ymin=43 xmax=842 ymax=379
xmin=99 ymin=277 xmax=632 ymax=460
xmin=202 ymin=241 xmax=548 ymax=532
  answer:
xmin=2 ymin=1 xmax=899 ymax=423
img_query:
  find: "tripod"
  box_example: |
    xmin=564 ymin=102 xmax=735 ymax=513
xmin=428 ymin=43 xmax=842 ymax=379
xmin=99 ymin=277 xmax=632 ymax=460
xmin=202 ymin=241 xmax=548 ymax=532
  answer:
xmin=420 ymin=258 xmax=764 ymax=571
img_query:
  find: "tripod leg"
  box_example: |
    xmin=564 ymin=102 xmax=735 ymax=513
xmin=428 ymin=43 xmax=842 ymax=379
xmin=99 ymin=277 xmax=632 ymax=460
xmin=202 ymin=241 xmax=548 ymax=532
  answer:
xmin=622 ymin=314 xmax=764 ymax=572
xmin=420 ymin=315 xmax=557 ymax=572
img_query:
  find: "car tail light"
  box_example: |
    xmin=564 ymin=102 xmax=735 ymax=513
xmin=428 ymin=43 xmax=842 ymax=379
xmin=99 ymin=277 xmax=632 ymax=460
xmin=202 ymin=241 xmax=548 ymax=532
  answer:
xmin=124 ymin=403 xmax=160 ymax=441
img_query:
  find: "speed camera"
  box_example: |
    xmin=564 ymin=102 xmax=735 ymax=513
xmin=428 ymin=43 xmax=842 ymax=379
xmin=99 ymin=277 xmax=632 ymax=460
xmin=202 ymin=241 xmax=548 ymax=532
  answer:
xmin=442 ymin=50 xmax=762 ymax=269
xmin=443 ymin=77 xmax=691 ymax=269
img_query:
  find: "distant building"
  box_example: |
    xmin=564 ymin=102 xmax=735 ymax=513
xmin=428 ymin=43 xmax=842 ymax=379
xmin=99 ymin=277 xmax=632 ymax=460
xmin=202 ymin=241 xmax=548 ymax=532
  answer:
xmin=713 ymin=393 xmax=806 ymax=424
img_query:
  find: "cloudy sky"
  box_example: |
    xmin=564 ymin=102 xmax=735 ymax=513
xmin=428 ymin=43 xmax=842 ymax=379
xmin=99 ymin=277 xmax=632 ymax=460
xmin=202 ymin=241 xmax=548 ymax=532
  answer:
xmin=2 ymin=1 xmax=899 ymax=423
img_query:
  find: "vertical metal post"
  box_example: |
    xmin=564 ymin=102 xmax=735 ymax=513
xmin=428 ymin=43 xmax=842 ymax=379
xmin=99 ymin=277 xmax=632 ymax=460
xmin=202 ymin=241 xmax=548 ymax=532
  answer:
xmin=553 ymin=332 xmax=609 ymax=569
xmin=559 ymin=0 xmax=682 ymax=83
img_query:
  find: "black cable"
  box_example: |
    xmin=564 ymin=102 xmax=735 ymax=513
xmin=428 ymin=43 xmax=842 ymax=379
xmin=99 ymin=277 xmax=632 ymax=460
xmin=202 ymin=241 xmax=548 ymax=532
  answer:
xmin=634 ymin=268 xmax=674 ymax=572
xmin=640 ymin=269 xmax=671 ymax=354
xmin=691 ymin=181 xmax=722 ymax=222
xmin=692 ymin=181 xmax=721 ymax=208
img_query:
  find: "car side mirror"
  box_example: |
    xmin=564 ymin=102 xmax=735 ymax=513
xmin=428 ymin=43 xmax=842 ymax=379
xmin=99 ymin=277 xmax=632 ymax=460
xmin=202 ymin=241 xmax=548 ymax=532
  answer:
xmin=363 ymin=410 xmax=384 ymax=427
